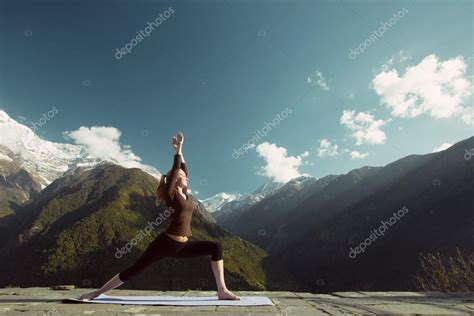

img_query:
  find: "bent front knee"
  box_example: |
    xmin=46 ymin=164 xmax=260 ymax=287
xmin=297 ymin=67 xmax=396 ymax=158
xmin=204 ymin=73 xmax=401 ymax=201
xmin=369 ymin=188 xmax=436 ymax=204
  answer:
xmin=211 ymin=241 xmax=223 ymax=261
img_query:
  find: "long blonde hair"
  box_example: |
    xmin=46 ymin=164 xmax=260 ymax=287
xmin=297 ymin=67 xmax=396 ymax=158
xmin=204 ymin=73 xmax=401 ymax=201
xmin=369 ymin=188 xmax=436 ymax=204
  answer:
xmin=155 ymin=174 xmax=168 ymax=207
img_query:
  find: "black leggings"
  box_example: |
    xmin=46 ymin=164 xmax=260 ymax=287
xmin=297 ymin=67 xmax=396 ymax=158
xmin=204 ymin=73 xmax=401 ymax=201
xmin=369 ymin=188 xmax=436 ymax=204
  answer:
xmin=118 ymin=232 xmax=223 ymax=282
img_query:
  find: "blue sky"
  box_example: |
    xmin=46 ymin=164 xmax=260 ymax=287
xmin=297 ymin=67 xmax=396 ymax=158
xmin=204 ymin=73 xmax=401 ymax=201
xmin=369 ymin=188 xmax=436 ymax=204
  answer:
xmin=0 ymin=0 xmax=473 ymax=198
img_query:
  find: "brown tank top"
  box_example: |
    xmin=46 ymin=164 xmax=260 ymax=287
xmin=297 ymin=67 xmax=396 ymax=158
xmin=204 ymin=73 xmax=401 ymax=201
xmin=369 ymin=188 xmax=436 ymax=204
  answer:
xmin=163 ymin=154 xmax=194 ymax=237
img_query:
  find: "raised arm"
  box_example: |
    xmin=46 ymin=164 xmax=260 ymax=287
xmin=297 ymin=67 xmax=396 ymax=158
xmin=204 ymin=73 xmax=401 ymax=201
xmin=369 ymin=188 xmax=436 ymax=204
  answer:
xmin=166 ymin=152 xmax=183 ymax=199
xmin=167 ymin=132 xmax=186 ymax=198
xmin=180 ymin=156 xmax=188 ymax=177
xmin=173 ymin=131 xmax=188 ymax=176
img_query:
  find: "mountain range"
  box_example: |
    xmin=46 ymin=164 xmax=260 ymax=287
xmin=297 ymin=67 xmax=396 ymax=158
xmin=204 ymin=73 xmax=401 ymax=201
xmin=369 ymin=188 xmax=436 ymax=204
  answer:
xmin=0 ymin=110 xmax=472 ymax=292
xmin=0 ymin=162 xmax=296 ymax=290
xmin=0 ymin=111 xmax=298 ymax=290
xmin=200 ymin=180 xmax=286 ymax=213
xmin=214 ymin=136 xmax=474 ymax=291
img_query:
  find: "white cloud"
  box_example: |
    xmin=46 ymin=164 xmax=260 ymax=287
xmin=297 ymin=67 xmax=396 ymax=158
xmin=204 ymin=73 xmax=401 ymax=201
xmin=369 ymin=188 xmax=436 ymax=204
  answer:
xmin=340 ymin=110 xmax=389 ymax=145
xmin=255 ymin=142 xmax=306 ymax=183
xmin=461 ymin=106 xmax=474 ymax=125
xmin=308 ymin=70 xmax=330 ymax=91
xmin=432 ymin=143 xmax=453 ymax=152
xmin=317 ymin=139 xmax=339 ymax=157
xmin=372 ymin=54 xmax=473 ymax=124
xmin=350 ymin=151 xmax=369 ymax=160
xmin=63 ymin=126 xmax=154 ymax=171
xmin=380 ymin=50 xmax=411 ymax=72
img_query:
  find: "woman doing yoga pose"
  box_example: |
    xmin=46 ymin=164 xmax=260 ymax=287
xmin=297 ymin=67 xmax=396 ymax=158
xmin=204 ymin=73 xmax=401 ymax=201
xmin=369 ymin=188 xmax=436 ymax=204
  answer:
xmin=79 ymin=132 xmax=240 ymax=301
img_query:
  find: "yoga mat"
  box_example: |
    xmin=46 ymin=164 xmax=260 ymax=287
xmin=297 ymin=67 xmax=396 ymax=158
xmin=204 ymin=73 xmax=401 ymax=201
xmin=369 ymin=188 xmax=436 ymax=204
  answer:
xmin=63 ymin=293 xmax=274 ymax=306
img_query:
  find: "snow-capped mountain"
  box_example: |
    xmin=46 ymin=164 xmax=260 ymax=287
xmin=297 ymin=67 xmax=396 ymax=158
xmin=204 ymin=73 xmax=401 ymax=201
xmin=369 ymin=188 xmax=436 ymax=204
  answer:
xmin=209 ymin=175 xmax=318 ymax=223
xmin=277 ymin=175 xmax=320 ymax=193
xmin=0 ymin=152 xmax=13 ymax=163
xmin=200 ymin=192 xmax=243 ymax=213
xmin=201 ymin=178 xmax=291 ymax=214
xmin=0 ymin=110 xmax=161 ymax=187
xmin=252 ymin=180 xmax=285 ymax=197
xmin=200 ymin=180 xmax=280 ymax=213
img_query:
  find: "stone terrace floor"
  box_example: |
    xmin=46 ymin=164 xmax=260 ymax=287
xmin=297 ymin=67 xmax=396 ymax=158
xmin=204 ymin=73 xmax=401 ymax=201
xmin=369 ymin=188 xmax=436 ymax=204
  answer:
xmin=0 ymin=287 xmax=473 ymax=315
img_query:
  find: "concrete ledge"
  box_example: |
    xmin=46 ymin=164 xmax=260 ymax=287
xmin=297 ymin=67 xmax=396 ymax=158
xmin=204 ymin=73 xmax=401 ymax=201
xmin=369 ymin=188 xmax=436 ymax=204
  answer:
xmin=0 ymin=287 xmax=473 ymax=315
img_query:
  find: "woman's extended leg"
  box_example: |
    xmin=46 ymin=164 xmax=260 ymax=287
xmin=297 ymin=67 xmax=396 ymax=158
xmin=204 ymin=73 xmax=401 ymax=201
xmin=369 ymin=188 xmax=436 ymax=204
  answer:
xmin=79 ymin=273 xmax=124 ymax=300
xmin=79 ymin=234 xmax=173 ymax=301
xmin=175 ymin=240 xmax=241 ymax=300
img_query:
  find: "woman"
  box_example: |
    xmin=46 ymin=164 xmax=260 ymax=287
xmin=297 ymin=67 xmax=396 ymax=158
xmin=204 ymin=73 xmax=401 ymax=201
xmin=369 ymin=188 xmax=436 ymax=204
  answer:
xmin=79 ymin=132 xmax=240 ymax=301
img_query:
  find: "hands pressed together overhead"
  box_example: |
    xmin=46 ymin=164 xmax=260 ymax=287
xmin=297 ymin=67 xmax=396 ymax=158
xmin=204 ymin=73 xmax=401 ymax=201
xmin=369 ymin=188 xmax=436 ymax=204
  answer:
xmin=172 ymin=131 xmax=184 ymax=153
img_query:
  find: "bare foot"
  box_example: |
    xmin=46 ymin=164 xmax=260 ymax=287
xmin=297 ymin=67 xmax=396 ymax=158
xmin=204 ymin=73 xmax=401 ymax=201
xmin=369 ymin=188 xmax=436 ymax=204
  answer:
xmin=218 ymin=288 xmax=241 ymax=300
xmin=79 ymin=291 xmax=100 ymax=301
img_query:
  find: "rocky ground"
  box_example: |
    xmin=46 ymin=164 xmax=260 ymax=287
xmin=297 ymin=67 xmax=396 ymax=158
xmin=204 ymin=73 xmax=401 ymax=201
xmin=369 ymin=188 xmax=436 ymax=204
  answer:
xmin=0 ymin=287 xmax=473 ymax=315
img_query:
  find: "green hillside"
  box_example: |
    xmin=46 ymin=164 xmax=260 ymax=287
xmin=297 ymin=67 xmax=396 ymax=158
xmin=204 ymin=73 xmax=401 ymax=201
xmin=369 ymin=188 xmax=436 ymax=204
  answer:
xmin=0 ymin=163 xmax=297 ymax=291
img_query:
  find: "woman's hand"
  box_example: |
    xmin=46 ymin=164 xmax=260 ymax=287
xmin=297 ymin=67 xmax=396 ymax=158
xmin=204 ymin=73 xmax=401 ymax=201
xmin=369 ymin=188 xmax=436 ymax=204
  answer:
xmin=172 ymin=136 xmax=179 ymax=150
xmin=176 ymin=131 xmax=184 ymax=144
xmin=172 ymin=132 xmax=184 ymax=154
